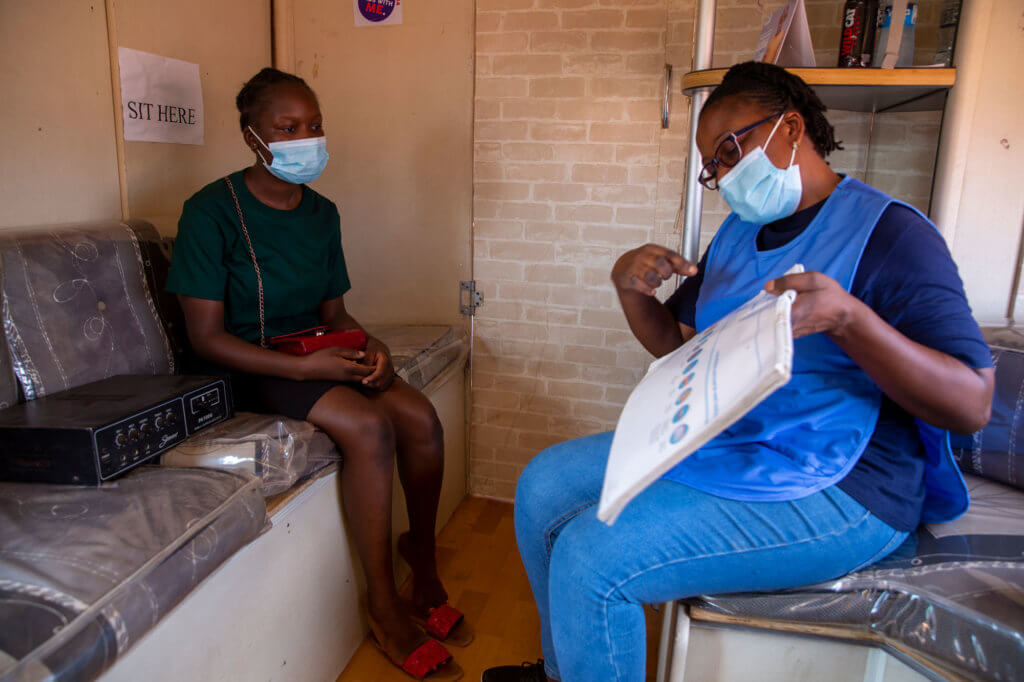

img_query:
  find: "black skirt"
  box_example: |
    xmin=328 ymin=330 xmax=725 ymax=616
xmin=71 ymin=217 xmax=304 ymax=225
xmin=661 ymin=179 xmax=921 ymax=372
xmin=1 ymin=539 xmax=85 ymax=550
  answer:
xmin=192 ymin=357 xmax=339 ymax=421
xmin=227 ymin=372 xmax=340 ymax=421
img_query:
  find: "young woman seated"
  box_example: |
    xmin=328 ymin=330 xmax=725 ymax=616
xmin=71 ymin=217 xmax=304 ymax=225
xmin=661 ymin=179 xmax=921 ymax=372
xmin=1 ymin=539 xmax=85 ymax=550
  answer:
xmin=166 ymin=68 xmax=468 ymax=681
xmin=483 ymin=61 xmax=994 ymax=682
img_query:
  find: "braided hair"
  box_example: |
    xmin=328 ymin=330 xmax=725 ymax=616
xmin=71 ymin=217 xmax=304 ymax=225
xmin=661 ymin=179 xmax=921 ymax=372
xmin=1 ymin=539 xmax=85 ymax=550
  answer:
xmin=236 ymin=67 xmax=316 ymax=131
xmin=703 ymin=61 xmax=842 ymax=158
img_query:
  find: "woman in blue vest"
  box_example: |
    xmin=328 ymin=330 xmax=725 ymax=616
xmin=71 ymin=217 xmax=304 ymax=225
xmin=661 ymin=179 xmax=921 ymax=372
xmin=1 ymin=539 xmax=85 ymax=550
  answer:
xmin=483 ymin=62 xmax=995 ymax=682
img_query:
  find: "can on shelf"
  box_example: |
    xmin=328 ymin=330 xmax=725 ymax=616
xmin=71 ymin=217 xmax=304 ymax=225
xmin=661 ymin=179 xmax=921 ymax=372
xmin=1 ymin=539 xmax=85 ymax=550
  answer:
xmin=838 ymin=0 xmax=868 ymax=67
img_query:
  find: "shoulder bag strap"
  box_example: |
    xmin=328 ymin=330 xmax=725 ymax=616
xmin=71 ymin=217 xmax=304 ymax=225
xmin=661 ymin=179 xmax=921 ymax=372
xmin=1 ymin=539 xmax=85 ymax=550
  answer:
xmin=224 ymin=176 xmax=267 ymax=348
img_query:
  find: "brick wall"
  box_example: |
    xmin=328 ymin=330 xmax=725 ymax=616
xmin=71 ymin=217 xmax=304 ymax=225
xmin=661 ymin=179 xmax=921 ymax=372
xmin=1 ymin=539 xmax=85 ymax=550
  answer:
xmin=471 ymin=0 xmax=669 ymax=497
xmin=470 ymin=0 xmax=945 ymax=499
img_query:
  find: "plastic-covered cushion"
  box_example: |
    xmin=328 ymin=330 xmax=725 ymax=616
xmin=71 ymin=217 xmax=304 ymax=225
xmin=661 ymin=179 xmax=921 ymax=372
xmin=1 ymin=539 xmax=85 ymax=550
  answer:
xmin=371 ymin=325 xmax=468 ymax=393
xmin=0 ymin=259 xmax=17 ymax=408
xmin=688 ymin=475 xmax=1024 ymax=680
xmin=0 ymin=467 xmax=266 ymax=681
xmin=161 ymin=412 xmax=339 ymax=497
xmin=0 ymin=223 xmax=175 ymax=399
xmin=126 ymin=223 xmax=194 ymax=372
xmin=951 ymin=327 xmax=1024 ymax=490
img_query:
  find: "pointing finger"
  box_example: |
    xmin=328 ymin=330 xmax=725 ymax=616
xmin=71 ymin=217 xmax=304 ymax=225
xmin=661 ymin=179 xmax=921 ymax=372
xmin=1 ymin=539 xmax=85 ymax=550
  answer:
xmin=665 ymin=252 xmax=698 ymax=276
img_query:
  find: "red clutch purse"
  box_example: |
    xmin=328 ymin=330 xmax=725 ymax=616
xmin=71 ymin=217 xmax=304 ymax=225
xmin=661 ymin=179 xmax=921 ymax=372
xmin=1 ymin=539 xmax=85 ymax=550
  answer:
xmin=268 ymin=326 xmax=368 ymax=356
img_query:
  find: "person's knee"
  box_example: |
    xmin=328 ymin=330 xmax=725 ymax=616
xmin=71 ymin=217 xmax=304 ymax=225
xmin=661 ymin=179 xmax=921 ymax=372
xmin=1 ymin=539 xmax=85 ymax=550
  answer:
xmin=319 ymin=403 xmax=395 ymax=465
xmin=361 ymin=408 xmax=396 ymax=452
xmin=514 ymin=446 xmax=573 ymax=543
xmin=389 ymin=388 xmax=444 ymax=455
xmin=548 ymin=519 xmax=609 ymax=600
xmin=411 ymin=401 xmax=444 ymax=454
xmin=513 ymin=449 xmax=553 ymax=519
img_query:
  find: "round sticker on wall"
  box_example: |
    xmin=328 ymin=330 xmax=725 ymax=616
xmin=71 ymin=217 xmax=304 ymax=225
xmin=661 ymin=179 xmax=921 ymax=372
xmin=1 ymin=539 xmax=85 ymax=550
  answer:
xmin=358 ymin=0 xmax=397 ymax=22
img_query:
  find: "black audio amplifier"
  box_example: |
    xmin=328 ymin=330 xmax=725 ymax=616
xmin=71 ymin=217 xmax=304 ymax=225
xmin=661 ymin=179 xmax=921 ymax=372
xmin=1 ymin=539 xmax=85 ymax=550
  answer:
xmin=0 ymin=375 xmax=233 ymax=485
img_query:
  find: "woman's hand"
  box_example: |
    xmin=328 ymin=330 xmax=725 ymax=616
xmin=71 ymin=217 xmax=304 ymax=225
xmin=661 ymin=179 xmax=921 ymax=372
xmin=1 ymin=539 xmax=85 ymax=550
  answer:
xmin=361 ymin=337 xmax=395 ymax=391
xmin=612 ymin=244 xmax=697 ymax=296
xmin=766 ymin=271 xmax=859 ymax=339
xmin=300 ymin=347 xmax=373 ymax=383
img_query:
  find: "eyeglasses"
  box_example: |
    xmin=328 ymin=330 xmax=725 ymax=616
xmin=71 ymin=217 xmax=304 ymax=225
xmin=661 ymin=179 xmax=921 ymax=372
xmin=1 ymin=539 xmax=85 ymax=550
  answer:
xmin=698 ymin=112 xmax=783 ymax=191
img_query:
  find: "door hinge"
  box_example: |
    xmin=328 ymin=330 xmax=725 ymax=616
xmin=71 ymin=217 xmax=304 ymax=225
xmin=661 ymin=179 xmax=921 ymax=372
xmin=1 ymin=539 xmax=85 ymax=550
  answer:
xmin=460 ymin=280 xmax=483 ymax=316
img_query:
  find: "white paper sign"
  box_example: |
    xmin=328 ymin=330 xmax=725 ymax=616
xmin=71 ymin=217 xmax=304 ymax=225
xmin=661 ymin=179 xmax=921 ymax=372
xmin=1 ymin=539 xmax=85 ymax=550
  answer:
xmin=118 ymin=47 xmax=204 ymax=145
xmin=353 ymin=0 xmax=403 ymax=27
xmin=597 ymin=266 xmax=803 ymax=525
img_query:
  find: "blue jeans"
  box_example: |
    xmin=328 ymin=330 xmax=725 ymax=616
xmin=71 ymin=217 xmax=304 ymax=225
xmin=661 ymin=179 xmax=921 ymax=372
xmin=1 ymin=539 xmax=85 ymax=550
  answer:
xmin=514 ymin=432 xmax=909 ymax=682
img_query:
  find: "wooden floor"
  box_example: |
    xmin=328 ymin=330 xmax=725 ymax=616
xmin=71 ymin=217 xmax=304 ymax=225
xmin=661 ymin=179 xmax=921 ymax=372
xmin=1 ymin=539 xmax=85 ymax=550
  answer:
xmin=337 ymin=495 xmax=662 ymax=682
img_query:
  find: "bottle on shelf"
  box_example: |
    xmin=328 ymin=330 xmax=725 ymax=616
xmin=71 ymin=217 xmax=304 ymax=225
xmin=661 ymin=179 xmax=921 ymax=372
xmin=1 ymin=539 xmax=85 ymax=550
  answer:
xmin=873 ymin=1 xmax=917 ymax=67
xmin=838 ymin=0 xmax=869 ymax=67
xmin=861 ymin=0 xmax=878 ymax=66
xmin=899 ymin=3 xmax=916 ymax=65
xmin=934 ymin=0 xmax=961 ymax=66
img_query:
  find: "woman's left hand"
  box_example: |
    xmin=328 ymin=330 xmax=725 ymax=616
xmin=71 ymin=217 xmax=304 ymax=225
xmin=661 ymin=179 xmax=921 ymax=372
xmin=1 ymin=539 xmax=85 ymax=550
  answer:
xmin=362 ymin=337 xmax=395 ymax=390
xmin=765 ymin=271 xmax=860 ymax=339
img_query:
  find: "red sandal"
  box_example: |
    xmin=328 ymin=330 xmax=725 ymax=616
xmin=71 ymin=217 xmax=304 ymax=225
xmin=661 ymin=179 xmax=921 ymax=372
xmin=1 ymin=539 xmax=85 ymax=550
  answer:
xmin=369 ymin=621 xmax=464 ymax=681
xmin=408 ymin=602 xmax=475 ymax=647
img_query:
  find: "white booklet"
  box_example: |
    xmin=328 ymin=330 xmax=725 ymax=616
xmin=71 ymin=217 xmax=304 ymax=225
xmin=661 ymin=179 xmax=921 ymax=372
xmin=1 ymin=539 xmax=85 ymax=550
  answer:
xmin=753 ymin=0 xmax=816 ymax=67
xmin=597 ymin=266 xmax=802 ymax=525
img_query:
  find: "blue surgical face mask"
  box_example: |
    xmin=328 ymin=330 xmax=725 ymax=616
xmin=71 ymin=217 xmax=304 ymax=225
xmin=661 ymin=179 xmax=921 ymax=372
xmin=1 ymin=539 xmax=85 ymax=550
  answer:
xmin=248 ymin=126 xmax=329 ymax=184
xmin=718 ymin=114 xmax=802 ymax=224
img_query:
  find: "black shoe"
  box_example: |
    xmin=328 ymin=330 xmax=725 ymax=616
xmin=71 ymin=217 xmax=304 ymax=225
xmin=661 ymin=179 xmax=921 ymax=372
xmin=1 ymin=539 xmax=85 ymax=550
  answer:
xmin=481 ymin=659 xmax=549 ymax=682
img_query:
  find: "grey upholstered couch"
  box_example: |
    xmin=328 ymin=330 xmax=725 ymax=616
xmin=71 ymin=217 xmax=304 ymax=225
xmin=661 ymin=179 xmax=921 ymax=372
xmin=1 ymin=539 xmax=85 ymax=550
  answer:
xmin=0 ymin=221 xmax=467 ymax=682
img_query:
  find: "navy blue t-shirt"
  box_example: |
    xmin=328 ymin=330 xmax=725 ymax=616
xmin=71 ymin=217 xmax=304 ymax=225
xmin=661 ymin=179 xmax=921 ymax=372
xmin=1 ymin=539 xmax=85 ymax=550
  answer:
xmin=665 ymin=199 xmax=992 ymax=531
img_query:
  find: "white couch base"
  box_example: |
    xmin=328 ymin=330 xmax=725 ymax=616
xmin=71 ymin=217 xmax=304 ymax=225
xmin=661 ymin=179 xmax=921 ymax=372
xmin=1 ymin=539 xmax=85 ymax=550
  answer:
xmin=678 ymin=626 xmax=931 ymax=682
xmin=659 ymin=605 xmax=936 ymax=682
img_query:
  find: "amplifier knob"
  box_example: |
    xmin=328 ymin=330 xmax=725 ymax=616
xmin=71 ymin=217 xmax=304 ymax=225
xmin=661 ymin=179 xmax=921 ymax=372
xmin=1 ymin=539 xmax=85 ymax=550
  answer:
xmin=115 ymin=432 xmax=127 ymax=448
xmin=141 ymin=423 xmax=155 ymax=437
xmin=128 ymin=427 xmax=140 ymax=441
xmin=154 ymin=415 xmax=166 ymax=429
xmin=167 ymin=412 xmax=178 ymax=425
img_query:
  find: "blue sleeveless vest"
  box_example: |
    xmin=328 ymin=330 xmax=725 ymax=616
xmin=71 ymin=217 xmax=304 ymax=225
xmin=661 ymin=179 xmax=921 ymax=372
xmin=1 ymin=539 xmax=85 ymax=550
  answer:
xmin=662 ymin=176 xmax=970 ymax=524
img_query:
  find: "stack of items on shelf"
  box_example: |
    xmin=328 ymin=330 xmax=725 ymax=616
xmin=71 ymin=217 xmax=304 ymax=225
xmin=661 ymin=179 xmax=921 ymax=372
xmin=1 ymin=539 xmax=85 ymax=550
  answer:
xmin=837 ymin=0 xmax=961 ymax=68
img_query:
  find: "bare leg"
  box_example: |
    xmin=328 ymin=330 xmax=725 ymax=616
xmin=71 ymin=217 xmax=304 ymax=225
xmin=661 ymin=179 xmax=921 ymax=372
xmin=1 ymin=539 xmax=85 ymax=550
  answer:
xmin=306 ymin=385 xmax=425 ymax=661
xmin=363 ymin=379 xmax=447 ymax=609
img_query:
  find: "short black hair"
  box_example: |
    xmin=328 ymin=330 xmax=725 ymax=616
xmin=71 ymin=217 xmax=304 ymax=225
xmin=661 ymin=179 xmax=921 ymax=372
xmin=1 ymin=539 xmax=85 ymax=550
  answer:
xmin=703 ymin=61 xmax=842 ymax=158
xmin=236 ymin=67 xmax=316 ymax=132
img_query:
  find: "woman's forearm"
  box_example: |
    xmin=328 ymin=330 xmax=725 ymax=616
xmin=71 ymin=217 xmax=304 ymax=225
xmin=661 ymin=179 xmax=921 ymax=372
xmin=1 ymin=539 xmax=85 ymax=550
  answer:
xmin=191 ymin=330 xmax=310 ymax=381
xmin=616 ymin=288 xmax=691 ymax=358
xmin=830 ymin=299 xmax=993 ymax=434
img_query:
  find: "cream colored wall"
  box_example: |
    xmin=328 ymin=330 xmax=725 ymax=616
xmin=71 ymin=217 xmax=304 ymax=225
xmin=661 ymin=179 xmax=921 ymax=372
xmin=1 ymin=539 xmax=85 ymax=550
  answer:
xmin=114 ymin=0 xmax=272 ymax=236
xmin=291 ymin=0 xmax=476 ymax=326
xmin=0 ymin=1 xmax=270 ymax=234
xmin=0 ymin=2 xmax=122 ymax=228
xmin=932 ymin=0 xmax=1024 ymax=325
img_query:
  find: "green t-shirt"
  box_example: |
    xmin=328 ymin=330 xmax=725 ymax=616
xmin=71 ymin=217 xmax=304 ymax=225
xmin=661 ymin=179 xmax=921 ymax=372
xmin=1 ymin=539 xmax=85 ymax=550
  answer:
xmin=166 ymin=170 xmax=351 ymax=344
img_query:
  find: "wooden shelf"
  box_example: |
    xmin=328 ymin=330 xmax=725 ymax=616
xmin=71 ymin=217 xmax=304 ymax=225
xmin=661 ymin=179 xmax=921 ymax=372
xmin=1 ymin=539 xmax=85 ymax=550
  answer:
xmin=682 ymin=67 xmax=957 ymax=113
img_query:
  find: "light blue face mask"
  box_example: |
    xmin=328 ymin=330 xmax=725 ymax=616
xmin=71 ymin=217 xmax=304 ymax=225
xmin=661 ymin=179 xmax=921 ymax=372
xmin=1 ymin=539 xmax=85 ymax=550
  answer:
xmin=718 ymin=114 xmax=802 ymax=224
xmin=248 ymin=126 xmax=329 ymax=184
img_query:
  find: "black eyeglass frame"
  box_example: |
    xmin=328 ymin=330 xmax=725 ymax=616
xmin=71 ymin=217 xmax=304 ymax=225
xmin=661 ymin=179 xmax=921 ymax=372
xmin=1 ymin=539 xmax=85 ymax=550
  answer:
xmin=698 ymin=111 xmax=784 ymax=191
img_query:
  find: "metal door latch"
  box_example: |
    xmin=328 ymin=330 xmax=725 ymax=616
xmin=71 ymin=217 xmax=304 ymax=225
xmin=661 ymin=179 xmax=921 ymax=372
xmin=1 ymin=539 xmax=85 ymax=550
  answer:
xmin=460 ymin=280 xmax=483 ymax=316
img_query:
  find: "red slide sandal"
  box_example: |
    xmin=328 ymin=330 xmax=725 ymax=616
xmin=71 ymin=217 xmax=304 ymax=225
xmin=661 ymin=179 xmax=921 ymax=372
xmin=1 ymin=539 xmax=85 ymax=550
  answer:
xmin=409 ymin=602 xmax=475 ymax=647
xmin=369 ymin=620 xmax=464 ymax=680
